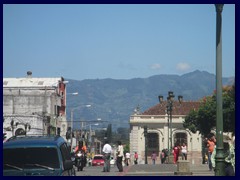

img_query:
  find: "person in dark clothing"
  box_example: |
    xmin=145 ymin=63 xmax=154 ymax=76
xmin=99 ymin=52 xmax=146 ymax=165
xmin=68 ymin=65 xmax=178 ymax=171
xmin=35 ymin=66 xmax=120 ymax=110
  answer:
xmin=161 ymin=149 xmax=166 ymax=164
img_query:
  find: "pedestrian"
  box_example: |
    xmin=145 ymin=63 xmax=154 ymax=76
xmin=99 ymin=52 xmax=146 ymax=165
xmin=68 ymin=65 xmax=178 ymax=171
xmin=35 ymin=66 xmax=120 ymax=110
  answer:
xmin=116 ymin=141 xmax=124 ymax=172
xmin=202 ymin=137 xmax=209 ymax=164
xmin=211 ymin=137 xmax=235 ymax=176
xmin=173 ymin=143 xmax=180 ymax=164
xmin=164 ymin=149 xmax=169 ymax=163
xmin=102 ymin=140 xmax=112 ymax=172
xmin=224 ymin=138 xmax=235 ymax=176
xmin=207 ymin=134 xmax=216 ymax=171
xmin=160 ymin=149 xmax=165 ymax=164
xmin=181 ymin=143 xmax=187 ymax=160
xmin=151 ymin=151 xmax=157 ymax=165
xmin=134 ymin=152 xmax=138 ymax=164
xmin=125 ymin=152 xmax=130 ymax=166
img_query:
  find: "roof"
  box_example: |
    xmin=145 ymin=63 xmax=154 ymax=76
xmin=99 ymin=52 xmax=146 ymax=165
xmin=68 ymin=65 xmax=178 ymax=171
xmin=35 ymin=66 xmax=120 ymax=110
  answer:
xmin=142 ymin=101 xmax=201 ymax=116
xmin=3 ymin=77 xmax=63 ymax=88
xmin=3 ymin=136 xmax=66 ymax=149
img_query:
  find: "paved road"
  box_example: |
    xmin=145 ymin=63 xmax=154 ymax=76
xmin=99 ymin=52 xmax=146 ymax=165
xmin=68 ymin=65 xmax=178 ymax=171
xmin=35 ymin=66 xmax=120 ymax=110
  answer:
xmin=75 ymin=165 xmax=121 ymax=176
xmin=75 ymin=164 xmax=214 ymax=176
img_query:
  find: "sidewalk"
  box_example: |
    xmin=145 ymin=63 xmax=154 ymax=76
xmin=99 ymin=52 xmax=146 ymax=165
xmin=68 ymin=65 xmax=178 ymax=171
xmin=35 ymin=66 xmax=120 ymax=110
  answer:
xmin=121 ymin=163 xmax=214 ymax=176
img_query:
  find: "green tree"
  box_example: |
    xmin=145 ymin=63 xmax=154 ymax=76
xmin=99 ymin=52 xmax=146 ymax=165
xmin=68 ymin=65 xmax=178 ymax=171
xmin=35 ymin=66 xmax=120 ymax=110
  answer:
xmin=184 ymin=83 xmax=235 ymax=136
xmin=123 ymin=143 xmax=130 ymax=155
xmin=183 ymin=109 xmax=198 ymax=133
xmin=222 ymin=84 xmax=235 ymax=134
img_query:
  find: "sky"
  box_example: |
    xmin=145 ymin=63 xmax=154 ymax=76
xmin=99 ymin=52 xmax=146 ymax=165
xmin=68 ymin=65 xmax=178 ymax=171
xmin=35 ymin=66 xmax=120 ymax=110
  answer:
xmin=3 ymin=4 xmax=235 ymax=80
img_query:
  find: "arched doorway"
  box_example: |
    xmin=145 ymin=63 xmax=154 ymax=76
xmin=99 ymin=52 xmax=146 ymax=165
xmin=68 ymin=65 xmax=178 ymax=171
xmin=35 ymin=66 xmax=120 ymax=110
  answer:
xmin=147 ymin=132 xmax=159 ymax=156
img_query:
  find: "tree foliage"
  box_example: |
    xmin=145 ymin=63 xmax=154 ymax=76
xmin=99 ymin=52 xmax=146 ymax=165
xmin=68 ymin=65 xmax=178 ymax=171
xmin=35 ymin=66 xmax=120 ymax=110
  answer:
xmin=183 ymin=83 xmax=235 ymax=136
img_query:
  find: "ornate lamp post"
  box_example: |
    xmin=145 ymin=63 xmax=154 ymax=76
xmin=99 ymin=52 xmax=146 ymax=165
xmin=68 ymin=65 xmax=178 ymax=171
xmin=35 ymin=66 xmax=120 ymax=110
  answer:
xmin=159 ymin=92 xmax=183 ymax=158
xmin=215 ymin=4 xmax=225 ymax=176
xmin=144 ymin=126 xmax=148 ymax=164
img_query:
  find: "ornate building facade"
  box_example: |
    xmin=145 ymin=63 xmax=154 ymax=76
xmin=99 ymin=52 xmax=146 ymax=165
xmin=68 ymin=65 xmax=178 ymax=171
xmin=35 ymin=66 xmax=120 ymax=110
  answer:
xmin=129 ymin=101 xmax=203 ymax=164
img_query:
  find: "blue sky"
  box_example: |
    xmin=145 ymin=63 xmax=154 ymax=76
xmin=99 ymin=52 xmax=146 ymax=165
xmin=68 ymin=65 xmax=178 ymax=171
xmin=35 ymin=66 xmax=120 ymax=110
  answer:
xmin=3 ymin=4 xmax=235 ymax=80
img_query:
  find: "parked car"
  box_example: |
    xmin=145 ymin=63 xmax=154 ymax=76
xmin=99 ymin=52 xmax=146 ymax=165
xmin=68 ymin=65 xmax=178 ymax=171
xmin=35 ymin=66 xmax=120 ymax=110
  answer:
xmin=91 ymin=154 xmax=104 ymax=166
xmin=3 ymin=135 xmax=75 ymax=176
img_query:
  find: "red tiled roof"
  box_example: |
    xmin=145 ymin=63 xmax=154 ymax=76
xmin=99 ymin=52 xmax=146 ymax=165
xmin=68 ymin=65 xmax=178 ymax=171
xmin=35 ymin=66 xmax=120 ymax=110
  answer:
xmin=142 ymin=101 xmax=201 ymax=116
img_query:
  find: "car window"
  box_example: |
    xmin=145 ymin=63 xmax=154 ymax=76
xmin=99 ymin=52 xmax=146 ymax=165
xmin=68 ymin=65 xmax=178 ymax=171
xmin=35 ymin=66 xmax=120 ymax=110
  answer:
xmin=93 ymin=156 xmax=103 ymax=160
xmin=3 ymin=147 xmax=60 ymax=169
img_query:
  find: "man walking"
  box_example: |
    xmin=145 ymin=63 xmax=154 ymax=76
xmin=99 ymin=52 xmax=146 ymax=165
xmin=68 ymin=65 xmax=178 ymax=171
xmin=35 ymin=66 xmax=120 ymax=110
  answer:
xmin=116 ymin=141 xmax=124 ymax=172
xmin=102 ymin=140 xmax=112 ymax=172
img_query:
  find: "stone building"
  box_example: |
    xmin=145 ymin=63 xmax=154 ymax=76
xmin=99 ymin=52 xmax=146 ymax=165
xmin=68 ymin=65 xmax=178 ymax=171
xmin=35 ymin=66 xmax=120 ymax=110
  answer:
xmin=3 ymin=71 xmax=68 ymax=139
xmin=129 ymin=101 xmax=203 ymax=165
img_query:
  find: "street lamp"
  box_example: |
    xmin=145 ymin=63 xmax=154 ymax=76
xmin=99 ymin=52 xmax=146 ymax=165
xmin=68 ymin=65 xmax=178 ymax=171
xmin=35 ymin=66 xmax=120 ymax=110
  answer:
xmin=70 ymin=104 xmax=91 ymax=149
xmin=215 ymin=4 xmax=225 ymax=176
xmin=83 ymin=123 xmax=99 ymax=153
xmin=158 ymin=92 xmax=183 ymax=153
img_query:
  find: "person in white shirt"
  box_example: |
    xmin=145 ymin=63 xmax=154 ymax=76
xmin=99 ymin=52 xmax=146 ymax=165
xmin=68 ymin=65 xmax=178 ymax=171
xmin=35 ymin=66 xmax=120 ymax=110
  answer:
xmin=102 ymin=140 xmax=112 ymax=172
xmin=181 ymin=143 xmax=187 ymax=160
xmin=116 ymin=141 xmax=124 ymax=172
xmin=125 ymin=152 xmax=131 ymax=166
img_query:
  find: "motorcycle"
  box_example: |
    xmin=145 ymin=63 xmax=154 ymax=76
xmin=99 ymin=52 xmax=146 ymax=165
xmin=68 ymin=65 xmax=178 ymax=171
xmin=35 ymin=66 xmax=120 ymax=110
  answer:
xmin=75 ymin=151 xmax=86 ymax=171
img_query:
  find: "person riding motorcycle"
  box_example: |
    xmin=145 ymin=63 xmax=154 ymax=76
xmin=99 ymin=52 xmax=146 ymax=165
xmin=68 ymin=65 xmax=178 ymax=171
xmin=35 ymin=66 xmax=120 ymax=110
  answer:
xmin=74 ymin=140 xmax=87 ymax=154
xmin=74 ymin=140 xmax=87 ymax=171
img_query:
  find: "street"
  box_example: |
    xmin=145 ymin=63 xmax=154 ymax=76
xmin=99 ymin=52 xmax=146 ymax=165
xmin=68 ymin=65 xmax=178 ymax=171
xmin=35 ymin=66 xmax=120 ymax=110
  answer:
xmin=75 ymin=163 xmax=214 ymax=176
xmin=75 ymin=165 xmax=121 ymax=176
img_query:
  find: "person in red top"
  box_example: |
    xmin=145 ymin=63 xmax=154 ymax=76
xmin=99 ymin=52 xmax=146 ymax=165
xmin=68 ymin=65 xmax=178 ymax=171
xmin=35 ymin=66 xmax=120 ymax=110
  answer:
xmin=207 ymin=134 xmax=216 ymax=171
xmin=134 ymin=152 xmax=138 ymax=164
xmin=173 ymin=143 xmax=180 ymax=164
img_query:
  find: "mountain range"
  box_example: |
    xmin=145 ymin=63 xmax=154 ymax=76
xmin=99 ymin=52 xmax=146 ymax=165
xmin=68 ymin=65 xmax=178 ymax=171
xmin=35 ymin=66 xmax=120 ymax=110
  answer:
xmin=65 ymin=70 xmax=234 ymax=131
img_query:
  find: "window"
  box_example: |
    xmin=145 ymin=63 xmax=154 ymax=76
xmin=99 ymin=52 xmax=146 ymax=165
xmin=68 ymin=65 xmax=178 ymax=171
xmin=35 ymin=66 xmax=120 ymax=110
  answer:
xmin=3 ymin=147 xmax=60 ymax=169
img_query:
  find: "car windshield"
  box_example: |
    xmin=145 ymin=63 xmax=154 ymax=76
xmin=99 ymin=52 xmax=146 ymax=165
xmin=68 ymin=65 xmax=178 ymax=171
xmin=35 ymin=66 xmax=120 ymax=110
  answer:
xmin=3 ymin=147 xmax=60 ymax=170
xmin=94 ymin=156 xmax=103 ymax=160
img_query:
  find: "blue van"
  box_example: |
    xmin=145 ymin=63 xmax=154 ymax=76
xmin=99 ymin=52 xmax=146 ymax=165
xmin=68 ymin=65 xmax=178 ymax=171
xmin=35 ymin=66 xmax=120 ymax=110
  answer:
xmin=3 ymin=135 xmax=75 ymax=176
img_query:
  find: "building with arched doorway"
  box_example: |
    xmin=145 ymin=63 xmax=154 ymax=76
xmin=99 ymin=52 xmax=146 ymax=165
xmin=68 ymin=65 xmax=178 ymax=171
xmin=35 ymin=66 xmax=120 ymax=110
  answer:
xmin=129 ymin=101 xmax=202 ymax=164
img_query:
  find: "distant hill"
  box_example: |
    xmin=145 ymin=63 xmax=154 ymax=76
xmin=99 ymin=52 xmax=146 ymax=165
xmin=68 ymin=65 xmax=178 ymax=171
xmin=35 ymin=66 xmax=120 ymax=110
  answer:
xmin=66 ymin=70 xmax=234 ymax=131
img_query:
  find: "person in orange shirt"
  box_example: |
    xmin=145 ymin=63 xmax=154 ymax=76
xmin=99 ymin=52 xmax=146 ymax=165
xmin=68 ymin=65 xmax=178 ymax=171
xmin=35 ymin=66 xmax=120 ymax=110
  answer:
xmin=74 ymin=140 xmax=87 ymax=167
xmin=207 ymin=134 xmax=216 ymax=171
xmin=75 ymin=140 xmax=87 ymax=153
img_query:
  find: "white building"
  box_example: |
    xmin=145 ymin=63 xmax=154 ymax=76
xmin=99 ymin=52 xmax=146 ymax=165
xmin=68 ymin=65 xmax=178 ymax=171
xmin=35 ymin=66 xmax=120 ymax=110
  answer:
xmin=129 ymin=101 xmax=203 ymax=165
xmin=3 ymin=71 xmax=68 ymax=140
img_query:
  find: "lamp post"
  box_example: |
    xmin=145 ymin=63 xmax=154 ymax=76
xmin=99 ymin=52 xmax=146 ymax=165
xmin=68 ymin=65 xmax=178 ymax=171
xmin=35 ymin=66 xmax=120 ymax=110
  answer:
xmin=144 ymin=126 xmax=148 ymax=164
xmin=83 ymin=123 xmax=99 ymax=153
xmin=70 ymin=104 xmax=91 ymax=149
xmin=215 ymin=4 xmax=225 ymax=176
xmin=159 ymin=92 xmax=183 ymax=154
